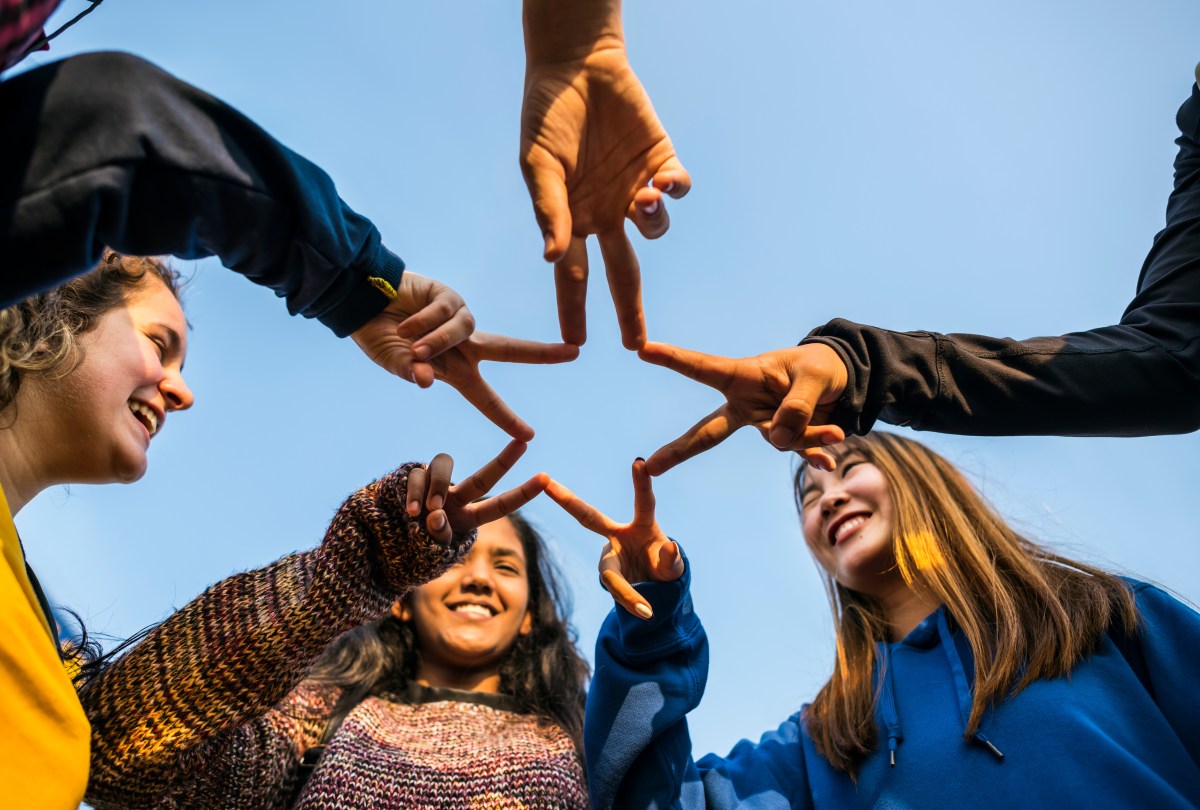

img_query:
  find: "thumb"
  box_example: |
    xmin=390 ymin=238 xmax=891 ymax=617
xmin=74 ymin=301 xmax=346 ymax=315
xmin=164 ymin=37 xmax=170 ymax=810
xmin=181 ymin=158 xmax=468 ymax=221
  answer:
xmin=768 ymin=375 xmax=828 ymax=449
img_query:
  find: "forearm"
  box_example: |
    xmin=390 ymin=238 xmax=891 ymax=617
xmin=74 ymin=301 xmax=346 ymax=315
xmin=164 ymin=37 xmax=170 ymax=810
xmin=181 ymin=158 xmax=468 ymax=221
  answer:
xmin=0 ymin=52 xmax=401 ymax=336
xmin=805 ymin=82 xmax=1200 ymax=438
xmin=586 ymin=564 xmax=710 ymax=809
xmin=523 ymin=0 xmax=624 ymax=65
xmin=82 ymin=464 xmax=471 ymax=805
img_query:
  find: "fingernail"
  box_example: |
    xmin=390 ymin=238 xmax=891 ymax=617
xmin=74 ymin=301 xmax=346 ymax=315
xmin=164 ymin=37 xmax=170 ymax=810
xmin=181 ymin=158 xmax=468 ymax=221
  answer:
xmin=543 ymin=233 xmax=554 ymax=257
xmin=640 ymin=200 xmax=660 ymax=216
xmin=664 ymin=181 xmax=676 ymax=193
xmin=771 ymin=428 xmax=796 ymax=448
xmin=408 ymin=500 xmax=420 ymax=516
xmin=635 ymin=603 xmax=653 ymax=619
xmin=408 ymin=369 xmax=417 ymax=384
xmin=413 ymin=346 xmax=430 ymax=361
xmin=431 ymin=513 xmax=446 ymax=531
xmin=635 ymin=456 xmax=646 ymax=463
xmin=429 ymin=496 xmax=444 ymax=511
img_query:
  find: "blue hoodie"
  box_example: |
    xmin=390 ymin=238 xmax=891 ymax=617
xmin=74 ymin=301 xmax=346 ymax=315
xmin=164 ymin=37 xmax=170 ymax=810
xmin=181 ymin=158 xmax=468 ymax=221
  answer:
xmin=585 ymin=558 xmax=1200 ymax=809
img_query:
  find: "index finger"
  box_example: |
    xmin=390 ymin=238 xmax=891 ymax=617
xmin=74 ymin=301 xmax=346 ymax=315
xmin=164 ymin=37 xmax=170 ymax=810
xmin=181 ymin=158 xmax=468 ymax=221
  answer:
xmin=555 ymin=236 xmax=589 ymax=346
xmin=470 ymin=333 xmax=581 ymax=365
xmin=449 ymin=440 xmax=527 ymax=505
xmin=596 ymin=229 xmax=646 ymax=351
xmin=637 ymin=342 xmax=738 ymax=392
xmin=545 ymin=479 xmax=621 ymax=536
xmin=457 ymin=473 xmax=549 ymax=530
xmin=446 ymin=368 xmax=535 ymax=442
xmin=630 ymin=458 xmax=656 ymax=527
xmin=644 ymin=405 xmax=741 ymax=476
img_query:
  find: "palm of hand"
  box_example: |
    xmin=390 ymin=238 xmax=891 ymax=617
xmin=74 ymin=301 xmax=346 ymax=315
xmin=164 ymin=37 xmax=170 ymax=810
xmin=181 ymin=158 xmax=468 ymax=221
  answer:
xmin=521 ymin=48 xmax=680 ymax=236
xmin=604 ymin=520 xmax=678 ymax=586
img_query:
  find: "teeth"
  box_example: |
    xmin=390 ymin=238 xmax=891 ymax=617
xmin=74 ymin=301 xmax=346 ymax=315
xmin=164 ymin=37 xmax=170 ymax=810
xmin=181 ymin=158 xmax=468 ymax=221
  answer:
xmin=453 ymin=604 xmax=493 ymax=618
xmin=834 ymin=516 xmax=867 ymax=544
xmin=128 ymin=401 xmax=158 ymax=436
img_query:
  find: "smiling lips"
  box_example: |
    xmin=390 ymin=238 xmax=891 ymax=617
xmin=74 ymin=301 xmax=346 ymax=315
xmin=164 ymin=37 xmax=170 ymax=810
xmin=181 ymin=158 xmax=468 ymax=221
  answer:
xmin=128 ymin=400 xmax=160 ymax=437
xmin=827 ymin=513 xmax=870 ymax=546
xmin=450 ymin=602 xmax=497 ymax=619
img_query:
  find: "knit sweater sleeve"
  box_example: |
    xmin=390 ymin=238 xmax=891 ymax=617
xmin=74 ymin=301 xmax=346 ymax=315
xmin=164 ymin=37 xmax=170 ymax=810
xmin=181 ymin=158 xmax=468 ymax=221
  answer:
xmin=802 ymin=82 xmax=1200 ymax=438
xmin=585 ymin=553 xmax=812 ymax=810
xmin=79 ymin=462 xmax=471 ymax=808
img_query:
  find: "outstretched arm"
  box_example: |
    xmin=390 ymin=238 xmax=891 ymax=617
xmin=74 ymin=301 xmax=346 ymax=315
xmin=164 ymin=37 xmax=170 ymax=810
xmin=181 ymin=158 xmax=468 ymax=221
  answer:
xmin=521 ymin=0 xmax=690 ymax=349
xmin=803 ymin=77 xmax=1200 ymax=439
xmin=548 ymin=463 xmax=811 ymax=808
xmin=81 ymin=445 xmax=546 ymax=807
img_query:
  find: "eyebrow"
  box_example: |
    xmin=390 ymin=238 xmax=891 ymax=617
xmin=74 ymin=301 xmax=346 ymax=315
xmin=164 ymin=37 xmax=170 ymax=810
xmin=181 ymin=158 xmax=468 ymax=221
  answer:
xmin=490 ymin=547 xmax=525 ymax=564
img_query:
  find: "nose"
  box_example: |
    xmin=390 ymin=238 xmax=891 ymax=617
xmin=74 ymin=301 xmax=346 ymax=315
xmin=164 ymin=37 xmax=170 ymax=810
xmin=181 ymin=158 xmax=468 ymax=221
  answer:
xmin=161 ymin=369 xmax=194 ymax=411
xmin=459 ymin=559 xmax=494 ymax=592
xmin=819 ymin=489 xmax=849 ymax=517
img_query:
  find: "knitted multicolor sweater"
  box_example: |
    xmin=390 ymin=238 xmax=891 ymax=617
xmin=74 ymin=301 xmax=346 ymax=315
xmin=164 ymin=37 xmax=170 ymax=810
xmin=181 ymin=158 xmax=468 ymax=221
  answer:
xmin=74 ymin=464 xmax=588 ymax=809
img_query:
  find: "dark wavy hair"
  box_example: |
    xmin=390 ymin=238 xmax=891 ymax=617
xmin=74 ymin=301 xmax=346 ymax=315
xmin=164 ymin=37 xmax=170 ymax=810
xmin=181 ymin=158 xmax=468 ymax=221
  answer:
xmin=307 ymin=512 xmax=590 ymax=751
xmin=0 ymin=250 xmax=183 ymax=414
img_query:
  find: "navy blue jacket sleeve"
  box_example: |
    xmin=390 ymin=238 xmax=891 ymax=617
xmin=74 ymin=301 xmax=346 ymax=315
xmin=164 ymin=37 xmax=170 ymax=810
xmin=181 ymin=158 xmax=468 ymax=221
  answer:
xmin=803 ymin=81 xmax=1200 ymax=437
xmin=585 ymin=557 xmax=812 ymax=810
xmin=0 ymin=51 xmax=403 ymax=337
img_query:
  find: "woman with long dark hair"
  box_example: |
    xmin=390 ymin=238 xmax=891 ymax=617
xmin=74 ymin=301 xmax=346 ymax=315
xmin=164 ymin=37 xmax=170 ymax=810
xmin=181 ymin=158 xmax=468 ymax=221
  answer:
xmin=553 ymin=435 xmax=1200 ymax=809
xmin=82 ymin=511 xmax=590 ymax=809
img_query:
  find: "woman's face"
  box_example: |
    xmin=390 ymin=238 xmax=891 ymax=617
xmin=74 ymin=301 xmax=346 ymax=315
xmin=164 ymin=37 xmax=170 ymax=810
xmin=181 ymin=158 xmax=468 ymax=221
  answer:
xmin=24 ymin=277 xmax=193 ymax=485
xmin=799 ymin=453 xmax=903 ymax=598
xmin=400 ymin=518 xmax=533 ymax=684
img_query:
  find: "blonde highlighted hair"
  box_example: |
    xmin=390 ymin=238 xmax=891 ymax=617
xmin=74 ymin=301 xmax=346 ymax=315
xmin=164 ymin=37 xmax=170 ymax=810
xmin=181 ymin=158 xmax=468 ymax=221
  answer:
xmin=0 ymin=251 xmax=181 ymax=413
xmin=794 ymin=432 xmax=1137 ymax=774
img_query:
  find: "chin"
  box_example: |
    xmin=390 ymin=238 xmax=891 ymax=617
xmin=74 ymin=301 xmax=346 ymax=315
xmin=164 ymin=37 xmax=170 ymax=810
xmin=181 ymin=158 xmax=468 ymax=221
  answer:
xmin=111 ymin=453 xmax=150 ymax=484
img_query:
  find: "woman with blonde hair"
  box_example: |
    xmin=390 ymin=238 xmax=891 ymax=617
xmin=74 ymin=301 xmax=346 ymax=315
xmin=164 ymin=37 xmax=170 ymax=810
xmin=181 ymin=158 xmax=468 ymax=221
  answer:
xmin=554 ymin=434 xmax=1200 ymax=809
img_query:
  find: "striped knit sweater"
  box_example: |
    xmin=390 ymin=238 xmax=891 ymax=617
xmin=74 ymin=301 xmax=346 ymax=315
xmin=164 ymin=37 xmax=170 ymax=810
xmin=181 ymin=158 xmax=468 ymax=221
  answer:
xmin=77 ymin=463 xmax=516 ymax=809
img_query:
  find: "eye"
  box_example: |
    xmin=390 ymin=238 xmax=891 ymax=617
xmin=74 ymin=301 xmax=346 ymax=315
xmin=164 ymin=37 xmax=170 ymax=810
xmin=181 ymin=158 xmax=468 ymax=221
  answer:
xmin=147 ymin=334 xmax=166 ymax=359
xmin=841 ymin=460 xmax=862 ymax=475
xmin=496 ymin=563 xmax=521 ymax=576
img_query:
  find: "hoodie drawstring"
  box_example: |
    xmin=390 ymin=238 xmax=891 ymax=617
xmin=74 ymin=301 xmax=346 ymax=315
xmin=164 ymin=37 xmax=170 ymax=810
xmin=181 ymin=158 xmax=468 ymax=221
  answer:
xmin=877 ymin=644 xmax=904 ymax=767
xmin=935 ymin=610 xmax=1005 ymax=762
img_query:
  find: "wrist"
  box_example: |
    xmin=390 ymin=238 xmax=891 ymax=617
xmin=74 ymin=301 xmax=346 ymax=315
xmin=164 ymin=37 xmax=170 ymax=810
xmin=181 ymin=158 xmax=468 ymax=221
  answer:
xmin=523 ymin=0 xmax=624 ymax=65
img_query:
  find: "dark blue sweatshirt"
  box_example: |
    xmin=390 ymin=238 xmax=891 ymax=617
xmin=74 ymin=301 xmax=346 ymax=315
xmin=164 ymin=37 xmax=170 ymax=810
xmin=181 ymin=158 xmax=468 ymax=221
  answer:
xmin=0 ymin=51 xmax=402 ymax=336
xmin=586 ymin=560 xmax=1200 ymax=809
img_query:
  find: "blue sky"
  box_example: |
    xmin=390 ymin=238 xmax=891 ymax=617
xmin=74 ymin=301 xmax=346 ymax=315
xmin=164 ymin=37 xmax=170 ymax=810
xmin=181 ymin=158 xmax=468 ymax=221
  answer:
xmin=15 ymin=0 xmax=1200 ymax=757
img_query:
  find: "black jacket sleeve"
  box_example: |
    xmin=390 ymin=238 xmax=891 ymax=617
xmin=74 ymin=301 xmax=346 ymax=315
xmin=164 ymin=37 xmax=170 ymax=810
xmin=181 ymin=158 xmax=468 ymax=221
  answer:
xmin=0 ymin=51 xmax=403 ymax=336
xmin=803 ymin=82 xmax=1200 ymax=438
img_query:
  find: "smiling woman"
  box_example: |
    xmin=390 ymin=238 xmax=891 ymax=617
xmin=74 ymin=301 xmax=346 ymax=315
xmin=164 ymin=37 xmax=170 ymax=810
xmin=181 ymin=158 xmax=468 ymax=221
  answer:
xmin=0 ymin=250 xmax=186 ymax=808
xmin=565 ymin=436 xmax=1200 ymax=810
xmin=288 ymin=512 xmax=590 ymax=809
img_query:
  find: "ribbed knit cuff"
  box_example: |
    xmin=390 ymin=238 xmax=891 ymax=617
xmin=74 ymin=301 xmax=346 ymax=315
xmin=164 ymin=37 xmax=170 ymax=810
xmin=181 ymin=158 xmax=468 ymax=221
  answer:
xmin=317 ymin=242 xmax=406 ymax=338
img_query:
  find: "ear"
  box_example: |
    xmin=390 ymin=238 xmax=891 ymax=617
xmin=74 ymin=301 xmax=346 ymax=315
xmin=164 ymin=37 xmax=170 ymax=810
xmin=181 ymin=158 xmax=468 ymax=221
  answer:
xmin=391 ymin=599 xmax=411 ymax=622
xmin=519 ymin=607 xmax=533 ymax=636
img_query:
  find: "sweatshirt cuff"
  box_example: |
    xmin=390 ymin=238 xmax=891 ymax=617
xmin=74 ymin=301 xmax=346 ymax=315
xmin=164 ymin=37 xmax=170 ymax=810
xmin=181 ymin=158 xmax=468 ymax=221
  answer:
xmin=316 ymin=241 xmax=406 ymax=338
xmin=612 ymin=545 xmax=700 ymax=657
xmin=801 ymin=323 xmax=874 ymax=436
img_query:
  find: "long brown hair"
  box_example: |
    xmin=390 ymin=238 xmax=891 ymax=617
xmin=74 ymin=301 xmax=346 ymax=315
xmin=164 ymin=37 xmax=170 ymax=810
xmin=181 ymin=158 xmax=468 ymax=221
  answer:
xmin=794 ymin=432 xmax=1137 ymax=774
xmin=308 ymin=512 xmax=590 ymax=751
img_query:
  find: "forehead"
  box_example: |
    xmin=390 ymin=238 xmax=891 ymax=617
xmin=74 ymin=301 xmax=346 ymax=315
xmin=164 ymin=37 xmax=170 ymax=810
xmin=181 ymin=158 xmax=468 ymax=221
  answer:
xmin=469 ymin=518 xmax=526 ymax=563
xmin=127 ymin=279 xmax=186 ymax=328
xmin=800 ymin=450 xmax=867 ymax=492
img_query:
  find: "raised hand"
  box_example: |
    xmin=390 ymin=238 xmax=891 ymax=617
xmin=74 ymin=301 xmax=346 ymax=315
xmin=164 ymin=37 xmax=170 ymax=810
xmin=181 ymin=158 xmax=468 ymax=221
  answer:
xmin=546 ymin=459 xmax=683 ymax=619
xmin=521 ymin=0 xmax=690 ymax=349
xmin=353 ymin=271 xmax=579 ymax=440
xmin=638 ymin=341 xmax=850 ymax=475
xmin=406 ymin=440 xmax=549 ymax=544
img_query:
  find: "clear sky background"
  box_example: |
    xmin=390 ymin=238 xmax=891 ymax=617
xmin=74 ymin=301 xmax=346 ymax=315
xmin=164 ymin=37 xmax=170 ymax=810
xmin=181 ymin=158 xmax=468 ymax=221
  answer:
xmin=14 ymin=0 xmax=1200 ymax=758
